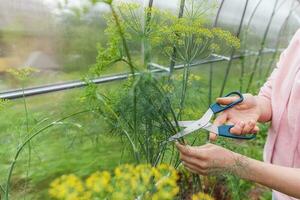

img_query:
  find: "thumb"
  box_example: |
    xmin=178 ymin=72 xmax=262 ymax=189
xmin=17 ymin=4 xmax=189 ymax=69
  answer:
xmin=209 ymin=113 xmax=227 ymax=141
xmin=216 ymin=96 xmax=239 ymax=105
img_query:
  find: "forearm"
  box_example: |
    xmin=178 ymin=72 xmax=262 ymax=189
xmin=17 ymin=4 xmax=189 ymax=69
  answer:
xmin=255 ymin=95 xmax=272 ymax=122
xmin=233 ymin=154 xmax=300 ymax=199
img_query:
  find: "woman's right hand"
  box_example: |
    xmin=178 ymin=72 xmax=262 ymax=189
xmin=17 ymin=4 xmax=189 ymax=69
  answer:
xmin=210 ymin=94 xmax=262 ymax=141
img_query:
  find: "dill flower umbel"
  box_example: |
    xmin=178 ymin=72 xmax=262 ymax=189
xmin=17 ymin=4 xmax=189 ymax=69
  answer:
xmin=49 ymin=174 xmax=84 ymax=200
xmin=192 ymin=192 xmax=215 ymax=200
xmin=85 ymin=171 xmax=112 ymax=193
xmin=49 ymin=163 xmax=180 ymax=200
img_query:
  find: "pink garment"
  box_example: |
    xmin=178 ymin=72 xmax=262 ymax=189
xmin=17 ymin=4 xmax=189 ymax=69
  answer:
xmin=259 ymin=29 xmax=300 ymax=200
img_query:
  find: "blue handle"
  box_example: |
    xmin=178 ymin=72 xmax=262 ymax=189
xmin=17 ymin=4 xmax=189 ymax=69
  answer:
xmin=218 ymin=125 xmax=256 ymax=140
xmin=209 ymin=91 xmax=244 ymax=114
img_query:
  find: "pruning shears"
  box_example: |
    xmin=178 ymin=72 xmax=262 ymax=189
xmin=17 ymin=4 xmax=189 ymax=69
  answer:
xmin=168 ymin=91 xmax=256 ymax=142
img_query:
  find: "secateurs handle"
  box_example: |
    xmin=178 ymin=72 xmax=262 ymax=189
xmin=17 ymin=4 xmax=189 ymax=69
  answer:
xmin=218 ymin=125 xmax=256 ymax=140
xmin=209 ymin=91 xmax=244 ymax=114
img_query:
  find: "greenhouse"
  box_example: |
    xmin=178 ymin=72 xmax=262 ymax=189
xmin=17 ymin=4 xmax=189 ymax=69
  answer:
xmin=0 ymin=0 xmax=300 ymax=199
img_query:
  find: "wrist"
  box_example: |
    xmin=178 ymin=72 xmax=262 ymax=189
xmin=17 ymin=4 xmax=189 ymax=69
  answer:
xmin=228 ymin=153 xmax=251 ymax=178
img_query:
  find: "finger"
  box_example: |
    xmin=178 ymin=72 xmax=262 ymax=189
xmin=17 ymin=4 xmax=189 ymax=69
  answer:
xmin=209 ymin=132 xmax=217 ymax=141
xmin=182 ymin=162 xmax=207 ymax=175
xmin=216 ymin=96 xmax=239 ymax=105
xmin=230 ymin=121 xmax=245 ymax=135
xmin=182 ymin=162 xmax=199 ymax=174
xmin=214 ymin=113 xmax=228 ymax=126
xmin=210 ymin=113 xmax=228 ymax=141
xmin=176 ymin=143 xmax=208 ymax=160
xmin=250 ymin=120 xmax=258 ymax=133
xmin=180 ymin=153 xmax=206 ymax=169
xmin=245 ymin=120 xmax=256 ymax=134
xmin=175 ymin=143 xmax=198 ymax=157
xmin=252 ymin=125 xmax=259 ymax=133
xmin=242 ymin=120 xmax=255 ymax=134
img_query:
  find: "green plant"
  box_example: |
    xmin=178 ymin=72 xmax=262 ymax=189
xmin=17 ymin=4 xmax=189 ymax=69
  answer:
xmin=6 ymin=67 xmax=39 ymax=198
xmin=80 ymin=1 xmax=244 ymax=199
xmin=2 ymin=69 xmax=92 ymax=200
xmin=87 ymin=0 xmax=239 ymax=164
xmin=2 ymin=109 xmax=89 ymax=200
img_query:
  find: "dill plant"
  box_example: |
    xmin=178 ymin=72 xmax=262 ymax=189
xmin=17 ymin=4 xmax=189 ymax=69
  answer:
xmin=86 ymin=0 xmax=239 ymax=167
xmin=6 ymin=67 xmax=39 ymax=199
xmin=84 ymin=2 xmax=241 ymax=198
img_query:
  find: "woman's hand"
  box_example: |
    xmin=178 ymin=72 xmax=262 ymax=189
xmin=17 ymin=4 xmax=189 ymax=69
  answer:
xmin=176 ymin=142 xmax=300 ymax=198
xmin=210 ymin=94 xmax=262 ymax=140
xmin=176 ymin=142 xmax=240 ymax=175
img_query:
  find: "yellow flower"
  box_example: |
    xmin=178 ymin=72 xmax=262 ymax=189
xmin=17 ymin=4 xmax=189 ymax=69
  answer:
xmin=7 ymin=66 xmax=39 ymax=81
xmin=86 ymin=171 xmax=111 ymax=193
xmin=49 ymin=174 xmax=84 ymax=199
xmin=192 ymin=192 xmax=215 ymax=200
xmin=114 ymin=166 xmax=122 ymax=177
xmin=49 ymin=163 xmax=180 ymax=200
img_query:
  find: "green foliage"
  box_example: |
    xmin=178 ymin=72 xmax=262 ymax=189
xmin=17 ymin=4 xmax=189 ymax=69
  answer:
xmin=0 ymin=99 xmax=10 ymax=112
xmin=90 ymin=1 xmax=239 ymax=75
xmin=156 ymin=19 xmax=240 ymax=63
xmin=7 ymin=67 xmax=39 ymax=81
xmin=86 ymin=0 xmax=240 ymax=165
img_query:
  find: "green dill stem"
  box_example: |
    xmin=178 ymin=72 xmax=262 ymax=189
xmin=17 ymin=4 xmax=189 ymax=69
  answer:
xmin=109 ymin=3 xmax=139 ymax=162
xmin=154 ymin=143 xmax=167 ymax=166
xmin=246 ymin=0 xmax=279 ymax=92
xmin=22 ymin=81 xmax=30 ymax=199
xmin=133 ymin=87 xmax=137 ymax=153
xmin=219 ymin=0 xmax=249 ymax=96
xmin=143 ymin=0 xmax=153 ymax=68
xmin=174 ymin=152 xmax=181 ymax=168
xmin=99 ymin=95 xmax=140 ymax=162
xmin=177 ymin=62 xmax=191 ymax=120
xmin=4 ymin=110 xmax=90 ymax=200
xmin=0 ymin=184 xmax=4 ymax=194
xmin=169 ymin=0 xmax=186 ymax=76
xmin=109 ymin=4 xmax=135 ymax=76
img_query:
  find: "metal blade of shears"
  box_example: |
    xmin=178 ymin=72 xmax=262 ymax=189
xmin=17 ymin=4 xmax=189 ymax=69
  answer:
xmin=168 ymin=121 xmax=203 ymax=141
xmin=201 ymin=122 xmax=219 ymax=134
xmin=172 ymin=121 xmax=196 ymax=127
xmin=168 ymin=108 xmax=214 ymax=141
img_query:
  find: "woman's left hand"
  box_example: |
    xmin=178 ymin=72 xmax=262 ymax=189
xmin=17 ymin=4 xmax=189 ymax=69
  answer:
xmin=176 ymin=142 xmax=240 ymax=175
